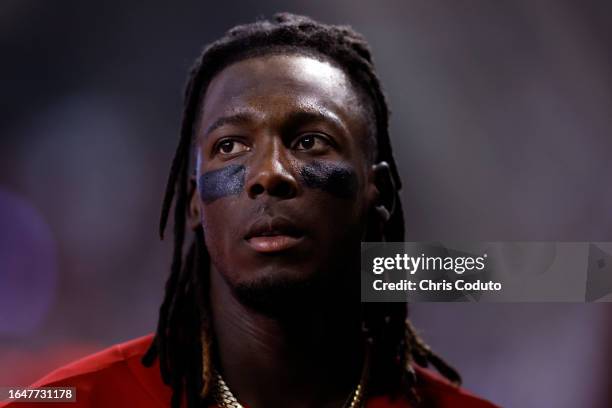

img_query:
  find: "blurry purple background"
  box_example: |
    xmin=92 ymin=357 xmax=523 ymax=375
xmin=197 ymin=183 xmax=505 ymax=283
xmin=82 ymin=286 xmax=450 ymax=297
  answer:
xmin=1 ymin=1 xmax=611 ymax=407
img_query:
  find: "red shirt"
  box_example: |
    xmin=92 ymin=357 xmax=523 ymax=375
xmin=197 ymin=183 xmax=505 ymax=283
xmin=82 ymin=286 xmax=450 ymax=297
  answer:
xmin=1 ymin=334 xmax=498 ymax=408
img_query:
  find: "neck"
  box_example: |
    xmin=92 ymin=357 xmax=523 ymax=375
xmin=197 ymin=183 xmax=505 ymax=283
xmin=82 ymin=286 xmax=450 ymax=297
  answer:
xmin=208 ymin=269 xmax=366 ymax=408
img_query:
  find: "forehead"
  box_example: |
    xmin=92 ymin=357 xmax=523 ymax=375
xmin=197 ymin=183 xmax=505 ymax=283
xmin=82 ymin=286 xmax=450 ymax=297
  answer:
xmin=197 ymin=53 xmax=366 ymax=138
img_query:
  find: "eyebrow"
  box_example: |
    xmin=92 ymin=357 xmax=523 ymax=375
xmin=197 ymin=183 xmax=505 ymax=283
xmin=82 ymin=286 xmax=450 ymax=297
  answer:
xmin=281 ymin=108 xmax=348 ymax=136
xmin=204 ymin=112 xmax=255 ymax=137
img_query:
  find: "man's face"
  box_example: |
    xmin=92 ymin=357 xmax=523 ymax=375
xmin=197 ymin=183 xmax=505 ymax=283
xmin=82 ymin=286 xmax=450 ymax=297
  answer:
xmin=192 ymin=53 xmax=378 ymax=307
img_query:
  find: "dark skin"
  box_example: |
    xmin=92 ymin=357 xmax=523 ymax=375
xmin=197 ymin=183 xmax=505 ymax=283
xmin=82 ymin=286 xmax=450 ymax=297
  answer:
xmin=188 ymin=54 xmax=394 ymax=408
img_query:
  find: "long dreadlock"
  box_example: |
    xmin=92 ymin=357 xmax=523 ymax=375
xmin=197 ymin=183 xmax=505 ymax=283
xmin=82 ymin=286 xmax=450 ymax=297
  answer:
xmin=142 ymin=12 xmax=461 ymax=408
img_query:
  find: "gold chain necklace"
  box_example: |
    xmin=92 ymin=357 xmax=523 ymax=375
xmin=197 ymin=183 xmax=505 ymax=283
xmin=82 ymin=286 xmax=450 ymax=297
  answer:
xmin=212 ymin=345 xmax=370 ymax=408
xmin=213 ymin=371 xmax=365 ymax=408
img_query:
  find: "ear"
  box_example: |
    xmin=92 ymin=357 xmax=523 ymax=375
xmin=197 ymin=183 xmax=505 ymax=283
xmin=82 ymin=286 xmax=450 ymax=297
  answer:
xmin=369 ymin=161 xmax=396 ymax=223
xmin=188 ymin=176 xmax=202 ymax=231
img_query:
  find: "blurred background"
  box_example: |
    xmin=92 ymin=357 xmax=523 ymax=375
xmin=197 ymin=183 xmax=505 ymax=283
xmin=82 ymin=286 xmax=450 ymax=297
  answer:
xmin=1 ymin=1 xmax=611 ymax=406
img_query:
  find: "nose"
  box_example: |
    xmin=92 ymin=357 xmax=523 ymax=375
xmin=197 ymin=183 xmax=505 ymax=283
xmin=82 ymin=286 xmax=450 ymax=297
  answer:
xmin=246 ymin=139 xmax=298 ymax=200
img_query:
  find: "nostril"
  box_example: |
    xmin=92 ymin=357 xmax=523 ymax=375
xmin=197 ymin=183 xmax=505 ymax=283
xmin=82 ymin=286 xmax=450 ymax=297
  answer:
xmin=274 ymin=182 xmax=293 ymax=198
xmin=250 ymin=184 xmax=265 ymax=196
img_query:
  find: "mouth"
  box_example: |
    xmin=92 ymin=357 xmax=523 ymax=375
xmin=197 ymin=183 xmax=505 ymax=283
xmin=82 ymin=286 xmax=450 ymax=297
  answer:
xmin=244 ymin=217 xmax=305 ymax=253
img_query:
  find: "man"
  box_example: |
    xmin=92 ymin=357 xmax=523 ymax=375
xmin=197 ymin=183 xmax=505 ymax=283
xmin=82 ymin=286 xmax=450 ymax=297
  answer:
xmin=3 ymin=13 xmax=497 ymax=408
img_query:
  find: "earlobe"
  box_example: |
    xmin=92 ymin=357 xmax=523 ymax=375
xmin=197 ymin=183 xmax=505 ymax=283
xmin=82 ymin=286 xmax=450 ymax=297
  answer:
xmin=370 ymin=161 xmax=396 ymax=222
xmin=374 ymin=205 xmax=391 ymax=222
xmin=188 ymin=177 xmax=202 ymax=231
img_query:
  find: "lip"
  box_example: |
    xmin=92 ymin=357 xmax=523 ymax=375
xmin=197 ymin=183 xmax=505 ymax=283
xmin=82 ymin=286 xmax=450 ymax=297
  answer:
xmin=246 ymin=235 xmax=303 ymax=253
xmin=244 ymin=217 xmax=305 ymax=253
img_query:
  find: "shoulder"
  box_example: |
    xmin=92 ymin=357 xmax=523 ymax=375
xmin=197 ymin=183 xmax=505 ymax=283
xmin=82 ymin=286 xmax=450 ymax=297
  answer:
xmin=412 ymin=365 xmax=499 ymax=408
xmin=1 ymin=334 xmax=171 ymax=408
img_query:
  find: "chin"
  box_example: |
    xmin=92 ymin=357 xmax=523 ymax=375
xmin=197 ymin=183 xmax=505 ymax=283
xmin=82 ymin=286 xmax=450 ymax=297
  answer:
xmin=230 ymin=266 xmax=326 ymax=316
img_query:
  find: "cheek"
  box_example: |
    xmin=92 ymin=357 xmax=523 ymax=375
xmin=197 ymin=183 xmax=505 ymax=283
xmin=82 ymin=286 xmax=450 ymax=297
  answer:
xmin=200 ymin=200 xmax=242 ymax=275
xmin=298 ymin=160 xmax=359 ymax=199
xmin=298 ymin=161 xmax=369 ymax=235
xmin=198 ymin=164 xmax=245 ymax=203
xmin=200 ymin=199 xmax=241 ymax=241
xmin=197 ymin=164 xmax=246 ymax=254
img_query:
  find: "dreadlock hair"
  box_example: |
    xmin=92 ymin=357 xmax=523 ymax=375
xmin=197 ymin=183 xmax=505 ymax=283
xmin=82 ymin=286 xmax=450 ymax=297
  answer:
xmin=142 ymin=12 xmax=461 ymax=408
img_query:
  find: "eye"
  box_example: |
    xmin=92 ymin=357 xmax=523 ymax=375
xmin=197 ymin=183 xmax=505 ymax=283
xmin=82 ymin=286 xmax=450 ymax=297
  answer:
xmin=214 ymin=139 xmax=250 ymax=156
xmin=293 ymin=134 xmax=331 ymax=152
